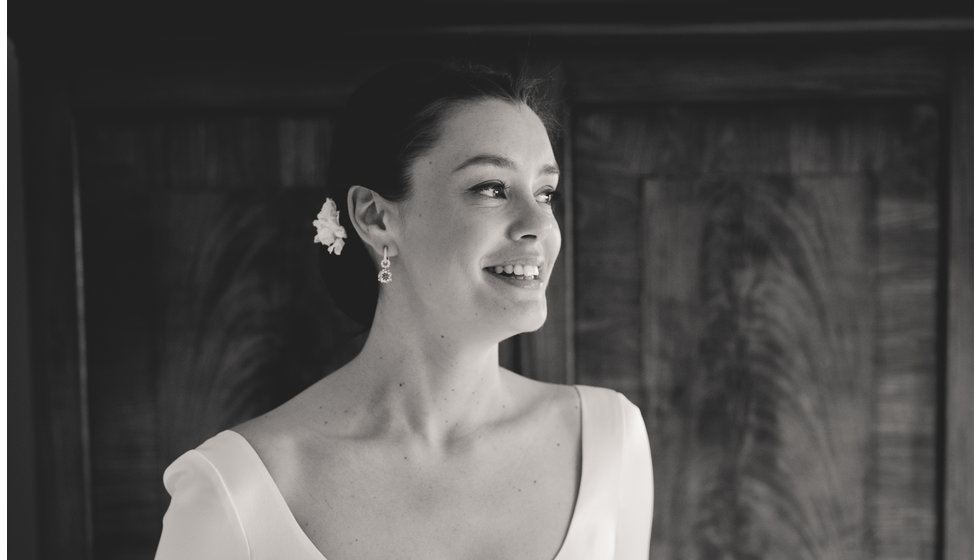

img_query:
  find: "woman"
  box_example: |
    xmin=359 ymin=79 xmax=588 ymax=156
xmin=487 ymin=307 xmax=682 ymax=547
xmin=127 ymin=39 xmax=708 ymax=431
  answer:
xmin=155 ymin=62 xmax=653 ymax=560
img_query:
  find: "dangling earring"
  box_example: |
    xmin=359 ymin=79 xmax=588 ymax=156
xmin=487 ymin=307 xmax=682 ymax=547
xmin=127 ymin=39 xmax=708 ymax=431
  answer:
xmin=378 ymin=246 xmax=393 ymax=284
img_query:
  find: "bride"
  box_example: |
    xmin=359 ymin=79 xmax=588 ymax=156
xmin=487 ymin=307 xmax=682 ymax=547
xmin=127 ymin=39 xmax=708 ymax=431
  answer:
xmin=155 ymin=62 xmax=653 ymax=560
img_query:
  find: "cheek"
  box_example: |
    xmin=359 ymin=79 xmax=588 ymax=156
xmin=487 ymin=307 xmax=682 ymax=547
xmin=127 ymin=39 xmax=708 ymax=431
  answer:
xmin=544 ymin=215 xmax=562 ymax=258
xmin=441 ymin=220 xmax=485 ymax=269
xmin=405 ymin=207 xmax=479 ymax=271
xmin=551 ymin=216 xmax=563 ymax=250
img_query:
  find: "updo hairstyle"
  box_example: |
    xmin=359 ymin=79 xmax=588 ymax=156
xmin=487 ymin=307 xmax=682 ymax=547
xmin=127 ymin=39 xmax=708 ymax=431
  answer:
xmin=320 ymin=61 xmax=559 ymax=328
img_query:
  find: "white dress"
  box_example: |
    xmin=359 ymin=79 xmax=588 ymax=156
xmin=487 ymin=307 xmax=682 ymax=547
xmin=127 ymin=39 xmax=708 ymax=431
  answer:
xmin=155 ymin=385 xmax=654 ymax=559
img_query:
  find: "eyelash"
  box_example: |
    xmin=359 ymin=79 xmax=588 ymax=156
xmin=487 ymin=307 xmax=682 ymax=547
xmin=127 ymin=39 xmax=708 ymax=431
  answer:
xmin=473 ymin=181 xmax=561 ymax=205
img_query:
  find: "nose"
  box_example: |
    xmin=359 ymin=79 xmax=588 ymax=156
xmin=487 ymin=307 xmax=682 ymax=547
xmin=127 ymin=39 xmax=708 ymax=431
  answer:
xmin=507 ymin=193 xmax=556 ymax=241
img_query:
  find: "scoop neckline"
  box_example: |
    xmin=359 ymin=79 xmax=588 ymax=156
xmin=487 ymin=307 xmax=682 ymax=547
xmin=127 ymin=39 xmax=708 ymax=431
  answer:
xmin=223 ymin=384 xmax=589 ymax=560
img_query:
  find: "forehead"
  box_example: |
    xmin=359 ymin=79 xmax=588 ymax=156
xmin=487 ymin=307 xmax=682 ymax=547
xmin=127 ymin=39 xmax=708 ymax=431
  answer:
xmin=431 ymin=98 xmax=555 ymax=168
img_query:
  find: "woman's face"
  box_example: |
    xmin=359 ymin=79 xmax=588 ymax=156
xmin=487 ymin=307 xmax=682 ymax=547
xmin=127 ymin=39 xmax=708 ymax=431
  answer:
xmin=392 ymin=98 xmax=561 ymax=341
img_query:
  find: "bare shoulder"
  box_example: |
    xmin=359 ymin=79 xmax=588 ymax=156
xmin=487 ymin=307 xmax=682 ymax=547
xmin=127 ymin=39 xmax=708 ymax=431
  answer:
xmin=233 ymin=407 xmax=289 ymax=450
xmin=232 ymin=373 xmax=340 ymax=460
xmin=232 ymin=399 xmax=303 ymax=464
xmin=499 ymin=368 xmax=581 ymax=430
xmin=500 ymin=366 xmax=577 ymax=399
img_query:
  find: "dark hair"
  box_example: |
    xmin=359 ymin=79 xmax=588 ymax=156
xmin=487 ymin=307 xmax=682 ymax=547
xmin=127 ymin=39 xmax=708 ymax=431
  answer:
xmin=319 ymin=61 xmax=559 ymax=328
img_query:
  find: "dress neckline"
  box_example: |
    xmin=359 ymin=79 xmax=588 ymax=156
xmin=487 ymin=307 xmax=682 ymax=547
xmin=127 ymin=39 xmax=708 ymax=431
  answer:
xmin=222 ymin=384 xmax=590 ymax=560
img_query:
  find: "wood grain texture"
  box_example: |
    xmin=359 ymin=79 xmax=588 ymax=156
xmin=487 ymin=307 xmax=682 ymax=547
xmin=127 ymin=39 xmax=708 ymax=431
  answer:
xmin=68 ymin=61 xmax=390 ymax=109
xmin=81 ymin=115 xmax=334 ymax=190
xmin=565 ymin=47 xmax=947 ymax=103
xmin=77 ymin=115 xmax=361 ymax=559
xmin=870 ymin=104 xmax=940 ymax=560
xmin=66 ymin=56 xmax=516 ymax=110
xmin=149 ymin=189 xmax=360 ymax=455
xmin=574 ymin=103 xmax=939 ymax=559
xmin=80 ymin=150 xmax=159 ymax=559
xmin=944 ymin=55 xmax=973 ymax=560
xmin=22 ymin=87 xmax=92 ymax=558
xmin=573 ymin=111 xmax=647 ymax=393
xmin=647 ymin=173 xmax=876 ymax=560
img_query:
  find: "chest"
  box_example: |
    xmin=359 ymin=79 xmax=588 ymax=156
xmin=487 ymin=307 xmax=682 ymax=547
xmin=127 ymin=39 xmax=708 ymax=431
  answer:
xmin=277 ymin=433 xmax=581 ymax=560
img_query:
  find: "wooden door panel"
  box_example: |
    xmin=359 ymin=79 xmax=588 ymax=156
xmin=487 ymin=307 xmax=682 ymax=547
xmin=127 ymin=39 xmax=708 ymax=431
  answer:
xmin=641 ymin=173 xmax=876 ymax=560
xmin=574 ymin=103 xmax=939 ymax=559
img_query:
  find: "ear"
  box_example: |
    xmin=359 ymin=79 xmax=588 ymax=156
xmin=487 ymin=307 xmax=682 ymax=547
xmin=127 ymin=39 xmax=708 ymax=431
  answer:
xmin=347 ymin=185 xmax=399 ymax=259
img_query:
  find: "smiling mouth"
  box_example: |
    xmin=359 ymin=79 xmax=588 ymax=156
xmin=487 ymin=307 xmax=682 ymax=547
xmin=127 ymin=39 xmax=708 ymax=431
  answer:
xmin=484 ymin=264 xmax=541 ymax=280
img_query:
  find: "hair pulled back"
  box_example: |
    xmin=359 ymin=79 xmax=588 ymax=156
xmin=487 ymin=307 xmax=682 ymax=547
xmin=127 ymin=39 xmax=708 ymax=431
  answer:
xmin=319 ymin=61 xmax=558 ymax=328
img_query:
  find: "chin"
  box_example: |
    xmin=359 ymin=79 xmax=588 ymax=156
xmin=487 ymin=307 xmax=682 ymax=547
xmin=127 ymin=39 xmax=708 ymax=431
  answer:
xmin=471 ymin=295 xmax=549 ymax=340
xmin=508 ymin=303 xmax=549 ymax=335
xmin=523 ymin=309 xmax=548 ymax=333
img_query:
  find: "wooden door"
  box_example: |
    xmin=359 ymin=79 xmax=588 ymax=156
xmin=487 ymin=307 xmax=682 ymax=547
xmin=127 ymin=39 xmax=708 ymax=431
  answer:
xmin=574 ymin=102 xmax=938 ymax=559
xmin=560 ymin=45 xmax=963 ymax=559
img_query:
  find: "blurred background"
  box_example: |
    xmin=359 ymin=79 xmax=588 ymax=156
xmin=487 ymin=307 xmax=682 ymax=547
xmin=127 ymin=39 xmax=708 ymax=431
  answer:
xmin=9 ymin=1 xmax=972 ymax=559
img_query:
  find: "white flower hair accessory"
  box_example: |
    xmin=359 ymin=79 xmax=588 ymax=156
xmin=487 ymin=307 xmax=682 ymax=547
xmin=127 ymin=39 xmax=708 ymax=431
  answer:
xmin=312 ymin=197 xmax=348 ymax=255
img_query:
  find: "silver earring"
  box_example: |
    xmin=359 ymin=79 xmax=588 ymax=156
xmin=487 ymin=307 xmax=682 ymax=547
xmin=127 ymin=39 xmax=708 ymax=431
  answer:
xmin=378 ymin=246 xmax=393 ymax=284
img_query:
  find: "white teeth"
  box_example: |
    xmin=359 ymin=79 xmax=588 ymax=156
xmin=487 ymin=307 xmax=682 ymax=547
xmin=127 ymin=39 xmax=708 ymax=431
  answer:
xmin=488 ymin=263 xmax=542 ymax=278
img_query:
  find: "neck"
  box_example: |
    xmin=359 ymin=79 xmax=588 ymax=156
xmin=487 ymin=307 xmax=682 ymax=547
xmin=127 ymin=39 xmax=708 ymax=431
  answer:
xmin=339 ymin=299 xmax=509 ymax=447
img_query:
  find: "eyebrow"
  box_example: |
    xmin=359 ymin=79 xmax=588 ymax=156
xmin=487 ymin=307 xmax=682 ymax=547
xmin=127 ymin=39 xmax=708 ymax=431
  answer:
xmin=452 ymin=154 xmax=560 ymax=176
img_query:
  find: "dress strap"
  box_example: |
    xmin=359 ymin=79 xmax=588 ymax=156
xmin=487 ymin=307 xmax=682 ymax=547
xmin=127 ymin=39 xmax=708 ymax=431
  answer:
xmin=556 ymin=385 xmax=627 ymax=557
xmin=195 ymin=431 xmax=327 ymax=559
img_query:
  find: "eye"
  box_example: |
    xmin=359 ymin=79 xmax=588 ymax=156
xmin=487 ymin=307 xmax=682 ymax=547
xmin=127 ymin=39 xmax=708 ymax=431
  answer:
xmin=473 ymin=181 xmax=508 ymax=199
xmin=537 ymin=188 xmax=561 ymax=206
